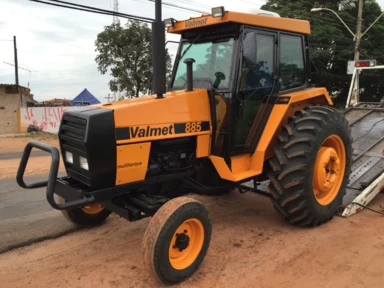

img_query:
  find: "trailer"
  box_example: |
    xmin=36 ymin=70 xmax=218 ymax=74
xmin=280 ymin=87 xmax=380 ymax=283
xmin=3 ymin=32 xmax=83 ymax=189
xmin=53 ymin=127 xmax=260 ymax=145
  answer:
xmin=339 ymin=64 xmax=384 ymax=216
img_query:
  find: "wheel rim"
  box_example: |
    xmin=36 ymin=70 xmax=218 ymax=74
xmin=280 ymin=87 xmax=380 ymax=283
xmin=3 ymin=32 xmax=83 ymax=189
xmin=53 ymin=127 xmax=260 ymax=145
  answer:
xmin=313 ymin=135 xmax=346 ymax=206
xmin=169 ymin=218 xmax=204 ymax=270
xmin=81 ymin=203 xmax=104 ymax=215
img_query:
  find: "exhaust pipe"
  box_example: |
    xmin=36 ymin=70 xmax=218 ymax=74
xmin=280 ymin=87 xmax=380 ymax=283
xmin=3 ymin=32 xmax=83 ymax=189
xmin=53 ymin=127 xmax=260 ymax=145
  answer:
xmin=184 ymin=58 xmax=195 ymax=92
xmin=152 ymin=0 xmax=166 ymax=99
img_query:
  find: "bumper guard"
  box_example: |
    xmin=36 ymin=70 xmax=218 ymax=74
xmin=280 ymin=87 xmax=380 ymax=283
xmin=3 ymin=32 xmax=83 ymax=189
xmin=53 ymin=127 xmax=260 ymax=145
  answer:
xmin=16 ymin=141 xmax=97 ymax=210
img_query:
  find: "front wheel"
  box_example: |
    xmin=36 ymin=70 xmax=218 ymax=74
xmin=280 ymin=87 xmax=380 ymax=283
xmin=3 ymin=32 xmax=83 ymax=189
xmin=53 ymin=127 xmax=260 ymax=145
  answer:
xmin=268 ymin=106 xmax=352 ymax=226
xmin=57 ymin=196 xmax=111 ymax=226
xmin=143 ymin=197 xmax=212 ymax=284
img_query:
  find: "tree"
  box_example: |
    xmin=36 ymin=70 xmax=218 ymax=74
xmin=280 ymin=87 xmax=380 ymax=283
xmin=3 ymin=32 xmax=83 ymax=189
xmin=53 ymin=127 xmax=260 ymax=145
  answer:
xmin=261 ymin=0 xmax=384 ymax=106
xmin=95 ymin=20 xmax=173 ymax=98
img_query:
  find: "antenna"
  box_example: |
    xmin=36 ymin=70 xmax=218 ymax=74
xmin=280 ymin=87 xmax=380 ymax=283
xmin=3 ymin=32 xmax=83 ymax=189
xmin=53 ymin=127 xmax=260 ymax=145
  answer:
xmin=113 ymin=0 xmax=119 ymax=24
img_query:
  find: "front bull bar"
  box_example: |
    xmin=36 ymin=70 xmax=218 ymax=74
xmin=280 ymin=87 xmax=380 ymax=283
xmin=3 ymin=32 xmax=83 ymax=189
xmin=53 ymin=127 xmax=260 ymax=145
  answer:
xmin=16 ymin=140 xmax=97 ymax=210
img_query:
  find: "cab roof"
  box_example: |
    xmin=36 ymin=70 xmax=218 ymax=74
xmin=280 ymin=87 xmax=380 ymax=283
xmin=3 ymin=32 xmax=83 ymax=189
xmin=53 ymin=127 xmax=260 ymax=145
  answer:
xmin=167 ymin=11 xmax=311 ymax=35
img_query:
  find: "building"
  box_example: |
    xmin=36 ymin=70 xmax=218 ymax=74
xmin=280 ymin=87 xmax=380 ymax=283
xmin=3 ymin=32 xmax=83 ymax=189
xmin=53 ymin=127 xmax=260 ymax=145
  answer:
xmin=0 ymin=84 xmax=36 ymax=134
xmin=36 ymin=98 xmax=72 ymax=107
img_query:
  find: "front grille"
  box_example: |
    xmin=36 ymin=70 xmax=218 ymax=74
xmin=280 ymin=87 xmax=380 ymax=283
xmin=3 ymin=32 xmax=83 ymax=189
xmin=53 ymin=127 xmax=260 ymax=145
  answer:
xmin=60 ymin=115 xmax=87 ymax=156
xmin=57 ymin=108 xmax=116 ymax=189
xmin=59 ymin=115 xmax=90 ymax=186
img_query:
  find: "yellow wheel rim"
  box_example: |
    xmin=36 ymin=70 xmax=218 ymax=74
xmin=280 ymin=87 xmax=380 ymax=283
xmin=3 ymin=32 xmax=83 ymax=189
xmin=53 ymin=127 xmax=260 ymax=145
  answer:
xmin=81 ymin=203 xmax=104 ymax=215
xmin=169 ymin=218 xmax=204 ymax=270
xmin=313 ymin=135 xmax=346 ymax=206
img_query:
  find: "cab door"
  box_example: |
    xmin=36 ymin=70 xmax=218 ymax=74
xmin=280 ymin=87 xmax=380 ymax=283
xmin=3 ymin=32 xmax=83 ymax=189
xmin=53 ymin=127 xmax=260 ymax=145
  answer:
xmin=231 ymin=28 xmax=277 ymax=154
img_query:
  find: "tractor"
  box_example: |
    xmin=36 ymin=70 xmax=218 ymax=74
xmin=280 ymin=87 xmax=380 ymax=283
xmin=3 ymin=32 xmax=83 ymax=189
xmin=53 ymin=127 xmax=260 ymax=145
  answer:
xmin=17 ymin=1 xmax=352 ymax=284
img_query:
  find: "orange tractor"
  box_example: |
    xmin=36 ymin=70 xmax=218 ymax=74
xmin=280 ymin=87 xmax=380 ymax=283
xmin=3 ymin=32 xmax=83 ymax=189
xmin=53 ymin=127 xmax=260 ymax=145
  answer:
xmin=17 ymin=1 xmax=352 ymax=284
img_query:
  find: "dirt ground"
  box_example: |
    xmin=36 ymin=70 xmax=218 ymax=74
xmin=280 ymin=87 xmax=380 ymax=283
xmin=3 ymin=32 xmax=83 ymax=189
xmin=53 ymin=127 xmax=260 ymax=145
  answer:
xmin=0 ymin=134 xmax=60 ymax=153
xmin=1 ymin=134 xmax=384 ymax=287
xmin=1 ymin=192 xmax=383 ymax=288
xmin=0 ymin=135 xmax=65 ymax=179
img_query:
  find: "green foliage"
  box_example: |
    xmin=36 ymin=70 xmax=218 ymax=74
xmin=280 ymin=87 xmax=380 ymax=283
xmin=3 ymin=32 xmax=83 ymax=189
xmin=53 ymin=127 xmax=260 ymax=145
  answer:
xmin=261 ymin=0 xmax=384 ymax=104
xmin=95 ymin=20 xmax=172 ymax=98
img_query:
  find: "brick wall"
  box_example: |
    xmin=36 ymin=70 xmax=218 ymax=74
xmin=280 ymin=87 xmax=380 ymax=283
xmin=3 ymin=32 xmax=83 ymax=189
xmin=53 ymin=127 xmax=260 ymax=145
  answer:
xmin=0 ymin=87 xmax=20 ymax=134
xmin=0 ymin=86 xmax=32 ymax=134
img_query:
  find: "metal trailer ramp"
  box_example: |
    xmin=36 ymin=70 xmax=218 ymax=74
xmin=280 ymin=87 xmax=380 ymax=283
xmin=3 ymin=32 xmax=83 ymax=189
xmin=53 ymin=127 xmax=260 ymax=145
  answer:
xmin=340 ymin=104 xmax=384 ymax=216
xmin=339 ymin=64 xmax=384 ymax=217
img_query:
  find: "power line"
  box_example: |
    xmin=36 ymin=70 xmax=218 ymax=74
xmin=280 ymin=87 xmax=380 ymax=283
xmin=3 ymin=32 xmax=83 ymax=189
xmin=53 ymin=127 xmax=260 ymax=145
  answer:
xmin=239 ymin=0 xmax=266 ymax=6
xmin=310 ymin=14 xmax=384 ymax=46
xmin=132 ymin=0 xmax=198 ymax=15
xmin=177 ymin=0 xmax=212 ymax=10
xmin=46 ymin=0 xmax=148 ymax=19
xmin=3 ymin=62 xmax=37 ymax=72
xmin=28 ymin=0 xmax=154 ymax=23
xmin=145 ymin=0 xmax=209 ymax=14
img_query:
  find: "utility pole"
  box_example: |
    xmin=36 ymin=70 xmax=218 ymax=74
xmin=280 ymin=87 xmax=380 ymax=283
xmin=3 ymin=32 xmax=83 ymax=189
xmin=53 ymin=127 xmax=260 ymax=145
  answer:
xmin=13 ymin=36 xmax=22 ymax=105
xmin=354 ymin=0 xmax=363 ymax=103
xmin=354 ymin=0 xmax=363 ymax=61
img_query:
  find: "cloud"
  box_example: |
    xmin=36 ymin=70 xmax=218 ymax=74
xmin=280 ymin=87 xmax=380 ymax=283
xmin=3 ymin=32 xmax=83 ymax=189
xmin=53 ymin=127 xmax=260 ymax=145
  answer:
xmin=33 ymin=30 xmax=72 ymax=44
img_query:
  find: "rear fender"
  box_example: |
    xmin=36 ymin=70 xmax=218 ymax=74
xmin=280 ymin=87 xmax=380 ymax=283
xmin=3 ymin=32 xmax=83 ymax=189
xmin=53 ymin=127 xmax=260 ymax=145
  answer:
xmin=209 ymin=88 xmax=332 ymax=182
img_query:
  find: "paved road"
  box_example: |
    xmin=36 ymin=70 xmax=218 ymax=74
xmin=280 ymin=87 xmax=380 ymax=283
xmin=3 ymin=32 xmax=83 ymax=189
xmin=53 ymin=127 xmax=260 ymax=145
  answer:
xmin=0 ymin=174 xmax=267 ymax=254
xmin=0 ymin=173 xmax=79 ymax=253
xmin=0 ymin=150 xmax=59 ymax=160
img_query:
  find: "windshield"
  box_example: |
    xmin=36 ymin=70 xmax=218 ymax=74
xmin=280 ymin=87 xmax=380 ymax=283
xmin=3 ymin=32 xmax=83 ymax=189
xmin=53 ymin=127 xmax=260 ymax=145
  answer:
xmin=172 ymin=37 xmax=235 ymax=90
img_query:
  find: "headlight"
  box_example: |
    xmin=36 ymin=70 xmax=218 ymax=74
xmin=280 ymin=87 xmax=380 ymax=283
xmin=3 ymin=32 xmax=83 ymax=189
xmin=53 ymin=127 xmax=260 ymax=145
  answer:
xmin=164 ymin=18 xmax=176 ymax=28
xmin=80 ymin=156 xmax=89 ymax=170
xmin=212 ymin=6 xmax=225 ymax=18
xmin=65 ymin=152 xmax=73 ymax=164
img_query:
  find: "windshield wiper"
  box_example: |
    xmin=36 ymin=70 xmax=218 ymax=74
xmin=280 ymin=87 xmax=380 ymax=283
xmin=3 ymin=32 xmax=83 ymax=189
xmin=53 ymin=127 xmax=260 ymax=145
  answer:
xmin=180 ymin=33 xmax=203 ymax=59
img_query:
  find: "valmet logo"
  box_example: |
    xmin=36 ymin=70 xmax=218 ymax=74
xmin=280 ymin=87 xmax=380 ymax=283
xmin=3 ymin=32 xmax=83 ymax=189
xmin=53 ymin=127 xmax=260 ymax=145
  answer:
xmin=185 ymin=18 xmax=208 ymax=28
xmin=129 ymin=125 xmax=174 ymax=138
xmin=115 ymin=121 xmax=210 ymax=140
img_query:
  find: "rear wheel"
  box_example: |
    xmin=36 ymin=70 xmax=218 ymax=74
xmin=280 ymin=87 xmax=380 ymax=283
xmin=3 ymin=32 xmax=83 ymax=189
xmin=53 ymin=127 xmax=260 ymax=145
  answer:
xmin=268 ymin=106 xmax=352 ymax=226
xmin=57 ymin=196 xmax=111 ymax=226
xmin=143 ymin=197 xmax=212 ymax=284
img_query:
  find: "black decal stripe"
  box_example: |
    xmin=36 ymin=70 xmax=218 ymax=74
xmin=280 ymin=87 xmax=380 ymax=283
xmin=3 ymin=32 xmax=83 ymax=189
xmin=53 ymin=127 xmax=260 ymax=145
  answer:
xmin=116 ymin=128 xmax=130 ymax=140
xmin=201 ymin=121 xmax=210 ymax=131
xmin=174 ymin=121 xmax=210 ymax=134
xmin=174 ymin=123 xmax=186 ymax=134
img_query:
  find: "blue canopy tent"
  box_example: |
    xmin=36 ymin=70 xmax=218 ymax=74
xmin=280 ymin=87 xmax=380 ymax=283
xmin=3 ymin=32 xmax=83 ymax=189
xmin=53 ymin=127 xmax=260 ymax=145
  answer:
xmin=70 ymin=89 xmax=100 ymax=106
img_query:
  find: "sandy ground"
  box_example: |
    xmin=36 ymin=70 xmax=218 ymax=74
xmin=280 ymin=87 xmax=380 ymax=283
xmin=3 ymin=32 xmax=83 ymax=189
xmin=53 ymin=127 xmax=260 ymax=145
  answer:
xmin=0 ymin=134 xmax=60 ymax=153
xmin=0 ymin=135 xmax=64 ymax=179
xmin=1 ymin=192 xmax=383 ymax=288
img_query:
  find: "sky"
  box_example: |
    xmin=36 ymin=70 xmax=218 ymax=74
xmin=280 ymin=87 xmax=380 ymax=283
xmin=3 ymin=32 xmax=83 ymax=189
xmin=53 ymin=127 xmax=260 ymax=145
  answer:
xmin=0 ymin=0 xmax=383 ymax=103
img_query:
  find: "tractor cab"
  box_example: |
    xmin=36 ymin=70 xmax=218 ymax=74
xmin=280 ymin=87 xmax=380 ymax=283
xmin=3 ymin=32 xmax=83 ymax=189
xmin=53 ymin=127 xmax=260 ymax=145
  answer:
xmin=166 ymin=8 xmax=313 ymax=159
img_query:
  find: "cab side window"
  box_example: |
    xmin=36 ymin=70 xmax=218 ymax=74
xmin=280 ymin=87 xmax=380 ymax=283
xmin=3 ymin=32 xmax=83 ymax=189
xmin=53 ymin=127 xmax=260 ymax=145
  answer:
xmin=234 ymin=30 xmax=275 ymax=148
xmin=280 ymin=34 xmax=305 ymax=90
xmin=239 ymin=33 xmax=274 ymax=91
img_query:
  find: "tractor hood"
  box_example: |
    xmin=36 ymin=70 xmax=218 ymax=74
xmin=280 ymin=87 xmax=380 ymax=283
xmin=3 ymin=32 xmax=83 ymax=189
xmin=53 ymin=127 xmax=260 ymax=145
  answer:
xmin=97 ymin=89 xmax=212 ymax=144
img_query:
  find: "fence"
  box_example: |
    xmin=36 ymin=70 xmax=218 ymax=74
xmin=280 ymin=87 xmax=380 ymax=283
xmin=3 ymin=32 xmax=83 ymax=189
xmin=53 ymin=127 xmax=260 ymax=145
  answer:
xmin=19 ymin=107 xmax=87 ymax=134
